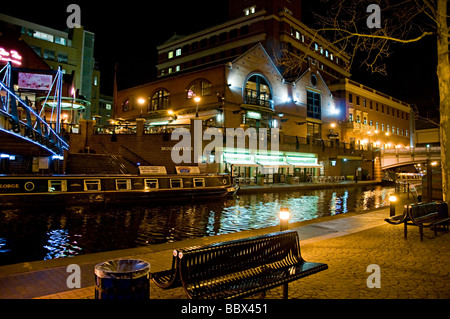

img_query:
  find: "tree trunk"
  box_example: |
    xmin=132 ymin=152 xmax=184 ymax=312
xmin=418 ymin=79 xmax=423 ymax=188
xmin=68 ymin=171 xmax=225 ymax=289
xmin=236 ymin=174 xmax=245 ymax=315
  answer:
xmin=436 ymin=0 xmax=450 ymax=202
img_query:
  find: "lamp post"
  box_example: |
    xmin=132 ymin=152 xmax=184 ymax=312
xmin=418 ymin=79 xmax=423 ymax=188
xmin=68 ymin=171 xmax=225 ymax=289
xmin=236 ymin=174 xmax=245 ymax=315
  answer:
xmin=138 ymin=98 xmax=146 ymax=117
xmin=389 ymin=194 xmax=398 ymax=217
xmin=194 ymin=96 xmax=201 ymax=118
xmin=279 ymin=207 xmax=290 ymax=231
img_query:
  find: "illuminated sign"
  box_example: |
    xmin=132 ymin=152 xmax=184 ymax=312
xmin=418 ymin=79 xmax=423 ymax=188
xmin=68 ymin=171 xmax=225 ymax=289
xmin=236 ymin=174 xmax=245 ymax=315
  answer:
xmin=18 ymin=73 xmax=53 ymax=92
xmin=0 ymin=47 xmax=22 ymax=66
xmin=246 ymin=111 xmax=261 ymax=120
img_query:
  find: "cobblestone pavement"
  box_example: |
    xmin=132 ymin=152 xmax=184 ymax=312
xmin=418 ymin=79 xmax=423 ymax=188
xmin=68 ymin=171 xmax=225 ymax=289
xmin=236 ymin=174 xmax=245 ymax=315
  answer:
xmin=1 ymin=207 xmax=449 ymax=300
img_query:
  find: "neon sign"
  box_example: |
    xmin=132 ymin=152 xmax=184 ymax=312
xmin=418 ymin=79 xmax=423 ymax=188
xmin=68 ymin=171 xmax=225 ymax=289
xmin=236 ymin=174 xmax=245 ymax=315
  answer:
xmin=0 ymin=48 xmax=22 ymax=66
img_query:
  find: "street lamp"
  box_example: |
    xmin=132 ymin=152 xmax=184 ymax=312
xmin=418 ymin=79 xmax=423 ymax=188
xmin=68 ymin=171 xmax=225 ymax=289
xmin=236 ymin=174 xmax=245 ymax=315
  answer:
xmin=194 ymin=96 xmax=201 ymax=117
xmin=389 ymin=194 xmax=398 ymax=217
xmin=279 ymin=207 xmax=290 ymax=231
xmin=138 ymin=97 xmax=146 ymax=116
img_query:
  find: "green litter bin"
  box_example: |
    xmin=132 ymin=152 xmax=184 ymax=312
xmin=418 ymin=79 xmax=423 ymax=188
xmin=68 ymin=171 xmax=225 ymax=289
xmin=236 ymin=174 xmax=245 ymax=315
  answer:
xmin=94 ymin=259 xmax=150 ymax=299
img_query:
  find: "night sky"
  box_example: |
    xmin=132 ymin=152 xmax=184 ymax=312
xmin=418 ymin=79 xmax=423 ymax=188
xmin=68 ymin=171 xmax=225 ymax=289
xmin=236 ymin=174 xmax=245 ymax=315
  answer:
xmin=1 ymin=0 xmax=439 ymax=118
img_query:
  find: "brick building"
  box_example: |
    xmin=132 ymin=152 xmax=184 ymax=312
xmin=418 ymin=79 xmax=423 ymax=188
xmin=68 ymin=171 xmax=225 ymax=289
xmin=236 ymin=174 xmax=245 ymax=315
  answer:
xmin=69 ymin=0 xmax=414 ymax=181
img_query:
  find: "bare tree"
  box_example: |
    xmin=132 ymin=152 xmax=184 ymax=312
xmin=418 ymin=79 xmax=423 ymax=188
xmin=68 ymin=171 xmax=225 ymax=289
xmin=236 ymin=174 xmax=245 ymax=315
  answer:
xmin=278 ymin=0 xmax=449 ymax=201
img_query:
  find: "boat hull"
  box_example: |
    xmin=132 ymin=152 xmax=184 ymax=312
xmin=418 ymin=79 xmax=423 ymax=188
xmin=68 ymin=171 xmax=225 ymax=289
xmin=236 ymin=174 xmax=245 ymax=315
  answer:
xmin=0 ymin=174 xmax=236 ymax=207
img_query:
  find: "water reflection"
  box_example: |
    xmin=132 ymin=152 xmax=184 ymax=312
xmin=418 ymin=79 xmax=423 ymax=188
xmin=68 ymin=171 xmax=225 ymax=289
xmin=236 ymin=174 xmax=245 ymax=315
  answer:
xmin=0 ymin=185 xmax=394 ymax=265
xmin=44 ymin=229 xmax=82 ymax=260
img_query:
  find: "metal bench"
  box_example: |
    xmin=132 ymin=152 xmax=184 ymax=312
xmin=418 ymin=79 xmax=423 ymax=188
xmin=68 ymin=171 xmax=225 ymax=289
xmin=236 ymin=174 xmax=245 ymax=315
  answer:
xmin=151 ymin=230 xmax=328 ymax=299
xmin=385 ymin=201 xmax=450 ymax=241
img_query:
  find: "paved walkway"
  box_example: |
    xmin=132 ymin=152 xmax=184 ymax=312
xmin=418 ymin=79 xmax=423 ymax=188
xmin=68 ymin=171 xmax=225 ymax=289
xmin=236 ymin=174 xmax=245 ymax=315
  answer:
xmin=1 ymin=207 xmax=449 ymax=299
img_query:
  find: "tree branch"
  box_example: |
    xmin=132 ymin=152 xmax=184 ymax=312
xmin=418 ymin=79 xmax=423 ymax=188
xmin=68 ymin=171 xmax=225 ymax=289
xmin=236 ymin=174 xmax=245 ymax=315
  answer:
xmin=317 ymin=28 xmax=435 ymax=44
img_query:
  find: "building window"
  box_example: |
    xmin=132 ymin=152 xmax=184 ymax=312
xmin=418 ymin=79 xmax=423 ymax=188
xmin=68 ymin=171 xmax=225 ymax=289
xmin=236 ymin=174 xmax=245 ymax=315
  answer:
xmin=33 ymin=31 xmax=54 ymax=42
xmin=376 ymin=122 xmax=379 ymax=130
xmin=187 ymin=79 xmax=212 ymax=99
xmin=145 ymin=179 xmax=159 ymax=190
xmin=43 ymin=49 xmax=55 ymax=60
xmin=244 ymin=75 xmax=272 ymax=108
xmin=176 ymin=48 xmax=182 ymax=56
xmin=307 ymin=90 xmax=321 ymax=119
xmin=57 ymin=52 xmax=68 ymax=63
xmin=307 ymin=122 xmax=322 ymax=141
xmin=356 ymin=96 xmax=360 ymax=105
xmin=150 ymin=89 xmax=170 ymax=111
xmin=244 ymin=6 xmax=256 ymax=16
xmin=349 ymin=93 xmax=353 ymax=104
xmin=168 ymin=51 xmax=174 ymax=59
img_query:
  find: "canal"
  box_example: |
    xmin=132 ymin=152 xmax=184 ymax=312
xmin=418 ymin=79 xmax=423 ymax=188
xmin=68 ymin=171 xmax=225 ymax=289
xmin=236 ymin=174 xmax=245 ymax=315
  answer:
xmin=0 ymin=185 xmax=394 ymax=266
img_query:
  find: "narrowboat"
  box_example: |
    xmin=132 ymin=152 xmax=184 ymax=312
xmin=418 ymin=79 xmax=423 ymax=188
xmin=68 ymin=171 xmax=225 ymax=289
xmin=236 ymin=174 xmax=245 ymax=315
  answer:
xmin=0 ymin=168 xmax=237 ymax=207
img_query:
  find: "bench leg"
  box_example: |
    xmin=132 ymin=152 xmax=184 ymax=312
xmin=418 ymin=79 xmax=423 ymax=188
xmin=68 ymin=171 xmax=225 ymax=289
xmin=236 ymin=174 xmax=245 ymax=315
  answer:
xmin=404 ymin=222 xmax=407 ymax=239
xmin=283 ymin=283 xmax=288 ymax=299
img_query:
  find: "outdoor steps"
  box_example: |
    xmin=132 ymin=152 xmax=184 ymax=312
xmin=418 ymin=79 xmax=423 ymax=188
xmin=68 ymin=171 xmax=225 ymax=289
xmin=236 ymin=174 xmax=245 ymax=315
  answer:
xmin=66 ymin=153 xmax=137 ymax=175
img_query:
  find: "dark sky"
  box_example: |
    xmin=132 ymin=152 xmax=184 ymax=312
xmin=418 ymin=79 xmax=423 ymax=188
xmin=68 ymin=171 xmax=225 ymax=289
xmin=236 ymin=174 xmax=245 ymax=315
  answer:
xmin=1 ymin=0 xmax=439 ymax=118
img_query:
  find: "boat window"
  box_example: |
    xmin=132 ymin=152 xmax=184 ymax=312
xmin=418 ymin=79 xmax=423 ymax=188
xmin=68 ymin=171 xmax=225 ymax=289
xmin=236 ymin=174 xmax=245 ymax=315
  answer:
xmin=145 ymin=179 xmax=159 ymax=190
xmin=84 ymin=180 xmax=101 ymax=191
xmin=116 ymin=179 xmax=131 ymax=190
xmin=170 ymin=179 xmax=183 ymax=189
xmin=193 ymin=178 xmax=205 ymax=188
xmin=48 ymin=180 xmax=67 ymax=192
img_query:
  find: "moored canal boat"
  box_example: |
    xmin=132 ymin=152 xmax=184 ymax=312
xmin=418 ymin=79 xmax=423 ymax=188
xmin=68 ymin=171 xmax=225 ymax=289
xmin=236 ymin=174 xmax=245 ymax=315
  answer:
xmin=0 ymin=167 xmax=237 ymax=207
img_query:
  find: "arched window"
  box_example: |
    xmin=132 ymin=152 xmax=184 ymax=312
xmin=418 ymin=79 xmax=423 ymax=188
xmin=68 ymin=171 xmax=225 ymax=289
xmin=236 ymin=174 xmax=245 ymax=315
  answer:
xmin=149 ymin=89 xmax=170 ymax=112
xmin=186 ymin=79 xmax=212 ymax=99
xmin=244 ymin=75 xmax=272 ymax=108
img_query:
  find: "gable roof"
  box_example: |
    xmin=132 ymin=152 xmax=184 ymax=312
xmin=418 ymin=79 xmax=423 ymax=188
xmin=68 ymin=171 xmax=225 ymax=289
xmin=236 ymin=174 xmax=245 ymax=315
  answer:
xmin=231 ymin=43 xmax=284 ymax=79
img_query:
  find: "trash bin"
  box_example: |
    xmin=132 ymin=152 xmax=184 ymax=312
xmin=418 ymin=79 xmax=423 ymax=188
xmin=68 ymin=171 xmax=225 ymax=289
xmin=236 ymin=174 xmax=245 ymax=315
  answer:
xmin=94 ymin=259 xmax=150 ymax=299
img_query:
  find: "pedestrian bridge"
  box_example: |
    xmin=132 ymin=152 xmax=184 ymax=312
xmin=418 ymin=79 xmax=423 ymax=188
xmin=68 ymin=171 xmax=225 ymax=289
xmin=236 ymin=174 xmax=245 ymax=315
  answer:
xmin=381 ymin=147 xmax=441 ymax=170
xmin=0 ymin=63 xmax=68 ymax=156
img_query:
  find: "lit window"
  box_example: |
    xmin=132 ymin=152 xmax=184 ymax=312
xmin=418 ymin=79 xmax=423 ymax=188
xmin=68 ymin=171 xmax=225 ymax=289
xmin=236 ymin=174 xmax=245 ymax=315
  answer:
xmin=193 ymin=178 xmax=205 ymax=188
xmin=145 ymin=179 xmax=159 ymax=190
xmin=314 ymin=43 xmax=319 ymax=51
xmin=330 ymin=53 xmax=334 ymax=61
xmin=34 ymin=31 xmax=54 ymax=42
xmin=168 ymin=67 xmax=172 ymax=74
xmin=244 ymin=6 xmax=256 ymax=15
xmin=295 ymin=31 xmax=301 ymax=40
xmin=168 ymin=51 xmax=174 ymax=59
xmin=150 ymin=89 xmax=170 ymax=111
xmin=116 ymin=179 xmax=131 ymax=190
xmin=175 ymin=65 xmax=180 ymax=72
xmin=176 ymin=48 xmax=182 ymax=56
xmin=170 ymin=179 xmax=183 ymax=188
xmin=54 ymin=37 xmax=66 ymax=46
xmin=84 ymin=180 xmax=101 ymax=191
xmin=187 ymin=79 xmax=212 ymax=98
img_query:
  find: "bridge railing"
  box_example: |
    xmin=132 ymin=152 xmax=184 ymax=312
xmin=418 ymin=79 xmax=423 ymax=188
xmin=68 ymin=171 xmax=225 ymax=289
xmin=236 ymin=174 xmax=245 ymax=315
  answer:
xmin=381 ymin=146 xmax=441 ymax=155
xmin=0 ymin=64 xmax=69 ymax=156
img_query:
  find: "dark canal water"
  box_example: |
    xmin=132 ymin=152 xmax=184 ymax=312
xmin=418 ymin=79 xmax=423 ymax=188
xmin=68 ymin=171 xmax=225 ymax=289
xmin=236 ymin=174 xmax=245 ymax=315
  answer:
xmin=0 ymin=185 xmax=394 ymax=266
